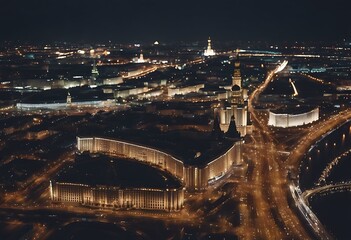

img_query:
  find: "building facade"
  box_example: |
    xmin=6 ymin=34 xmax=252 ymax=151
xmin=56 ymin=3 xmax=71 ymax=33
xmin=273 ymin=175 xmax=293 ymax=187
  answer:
xmin=77 ymin=136 xmax=242 ymax=190
xmin=217 ymin=54 xmax=251 ymax=136
xmin=50 ymin=181 xmax=184 ymax=211
xmin=268 ymin=107 xmax=319 ymax=128
xmin=204 ymin=37 xmax=216 ymax=57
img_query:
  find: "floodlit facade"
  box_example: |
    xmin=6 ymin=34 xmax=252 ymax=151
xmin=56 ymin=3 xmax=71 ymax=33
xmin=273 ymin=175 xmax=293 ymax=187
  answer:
xmin=268 ymin=107 xmax=319 ymax=128
xmin=50 ymin=181 xmax=184 ymax=211
xmin=77 ymin=136 xmax=242 ymax=190
xmin=16 ymin=99 xmax=115 ymax=110
xmin=167 ymin=83 xmax=205 ymax=97
xmin=218 ymin=55 xmax=252 ymax=136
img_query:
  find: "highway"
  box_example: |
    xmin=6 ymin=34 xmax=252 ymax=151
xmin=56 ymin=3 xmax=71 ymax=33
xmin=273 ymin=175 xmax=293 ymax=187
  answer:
xmin=246 ymin=61 xmax=351 ymax=239
xmin=302 ymin=181 xmax=351 ymax=205
xmin=242 ymin=62 xmax=313 ymax=239
xmin=0 ymin=205 xmax=194 ymax=239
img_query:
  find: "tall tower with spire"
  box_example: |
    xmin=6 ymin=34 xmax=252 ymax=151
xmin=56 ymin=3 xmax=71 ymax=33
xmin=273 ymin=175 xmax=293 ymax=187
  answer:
xmin=217 ymin=50 xmax=252 ymax=136
xmin=230 ymin=52 xmax=245 ymax=105
xmin=232 ymin=50 xmax=242 ymax=88
xmin=204 ymin=37 xmax=216 ymax=56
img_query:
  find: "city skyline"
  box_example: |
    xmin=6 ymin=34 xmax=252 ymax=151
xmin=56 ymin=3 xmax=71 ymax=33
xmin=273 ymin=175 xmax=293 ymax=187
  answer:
xmin=2 ymin=1 xmax=351 ymax=239
xmin=1 ymin=36 xmax=351 ymax=239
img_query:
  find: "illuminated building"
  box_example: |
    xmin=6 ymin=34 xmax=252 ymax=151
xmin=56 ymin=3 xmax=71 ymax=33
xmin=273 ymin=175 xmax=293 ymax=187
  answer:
xmin=217 ymin=53 xmax=251 ymax=136
xmin=16 ymin=99 xmax=116 ymax=110
xmin=103 ymin=76 xmax=123 ymax=85
xmin=76 ymin=136 xmax=242 ymax=190
xmin=203 ymin=37 xmax=216 ymax=57
xmin=25 ymin=130 xmax=55 ymax=140
xmin=133 ymin=51 xmax=147 ymax=63
xmin=167 ymin=83 xmax=205 ymax=97
xmin=268 ymin=107 xmax=319 ymax=128
xmin=66 ymin=92 xmax=72 ymax=104
xmin=50 ymin=155 xmax=184 ymax=211
xmin=91 ymin=60 xmax=99 ymax=82
xmin=114 ymin=86 xmax=149 ymax=98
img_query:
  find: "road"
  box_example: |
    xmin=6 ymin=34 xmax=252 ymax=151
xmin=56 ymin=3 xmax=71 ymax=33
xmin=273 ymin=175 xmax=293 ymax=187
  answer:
xmin=302 ymin=181 xmax=351 ymax=205
xmin=240 ymin=65 xmax=313 ymax=239
xmin=2 ymin=149 xmax=75 ymax=205
xmin=245 ymin=63 xmax=351 ymax=239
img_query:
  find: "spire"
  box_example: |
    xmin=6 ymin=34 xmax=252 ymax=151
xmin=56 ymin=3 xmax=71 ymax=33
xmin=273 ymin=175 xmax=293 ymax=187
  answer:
xmin=211 ymin=115 xmax=223 ymax=140
xmin=204 ymin=37 xmax=215 ymax=56
xmin=225 ymin=116 xmax=241 ymax=139
xmin=232 ymin=51 xmax=242 ymax=88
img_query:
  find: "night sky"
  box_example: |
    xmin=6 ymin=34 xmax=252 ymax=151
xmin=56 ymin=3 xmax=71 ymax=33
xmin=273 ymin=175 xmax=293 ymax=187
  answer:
xmin=1 ymin=0 xmax=351 ymax=43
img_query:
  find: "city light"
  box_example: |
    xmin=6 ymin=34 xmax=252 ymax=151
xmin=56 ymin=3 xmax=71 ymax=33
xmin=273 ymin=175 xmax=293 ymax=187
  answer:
xmin=1 ymin=16 xmax=351 ymax=239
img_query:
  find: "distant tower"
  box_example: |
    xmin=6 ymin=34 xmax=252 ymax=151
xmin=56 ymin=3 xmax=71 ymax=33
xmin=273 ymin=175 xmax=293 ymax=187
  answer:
xmin=232 ymin=50 xmax=242 ymax=89
xmin=137 ymin=51 xmax=146 ymax=63
xmin=139 ymin=52 xmax=144 ymax=62
xmin=204 ymin=37 xmax=216 ymax=56
xmin=66 ymin=92 xmax=72 ymax=105
xmin=230 ymin=54 xmax=244 ymax=105
xmin=44 ymin=64 xmax=49 ymax=74
xmin=91 ymin=60 xmax=99 ymax=81
xmin=133 ymin=51 xmax=146 ymax=63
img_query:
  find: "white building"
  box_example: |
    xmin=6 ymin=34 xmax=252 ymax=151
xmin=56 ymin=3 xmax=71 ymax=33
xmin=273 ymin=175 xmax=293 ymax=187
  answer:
xmin=133 ymin=52 xmax=149 ymax=63
xmin=167 ymin=83 xmax=205 ymax=97
xmin=204 ymin=37 xmax=216 ymax=57
xmin=268 ymin=107 xmax=319 ymax=128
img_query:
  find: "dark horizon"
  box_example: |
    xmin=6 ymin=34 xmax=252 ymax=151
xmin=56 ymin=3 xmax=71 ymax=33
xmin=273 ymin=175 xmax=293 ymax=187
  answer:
xmin=1 ymin=0 xmax=351 ymax=43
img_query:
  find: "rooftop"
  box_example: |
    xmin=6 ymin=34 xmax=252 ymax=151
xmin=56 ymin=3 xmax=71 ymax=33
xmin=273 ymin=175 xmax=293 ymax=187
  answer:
xmin=55 ymin=154 xmax=183 ymax=190
xmin=79 ymin=129 xmax=238 ymax=167
xmin=270 ymin=105 xmax=318 ymax=115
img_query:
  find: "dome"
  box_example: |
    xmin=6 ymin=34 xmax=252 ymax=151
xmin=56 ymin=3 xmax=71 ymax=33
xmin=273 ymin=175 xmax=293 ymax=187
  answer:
xmin=231 ymin=84 xmax=241 ymax=91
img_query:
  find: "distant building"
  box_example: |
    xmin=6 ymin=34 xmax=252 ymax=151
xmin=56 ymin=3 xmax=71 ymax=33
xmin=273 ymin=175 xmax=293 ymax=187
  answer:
xmin=268 ymin=107 xmax=319 ymax=128
xmin=103 ymin=76 xmax=123 ymax=85
xmin=66 ymin=92 xmax=72 ymax=104
xmin=16 ymin=98 xmax=116 ymax=110
xmin=91 ymin=60 xmax=99 ymax=82
xmin=204 ymin=37 xmax=216 ymax=57
xmin=114 ymin=86 xmax=149 ymax=98
xmin=167 ymin=83 xmax=205 ymax=97
xmin=133 ymin=51 xmax=148 ymax=63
